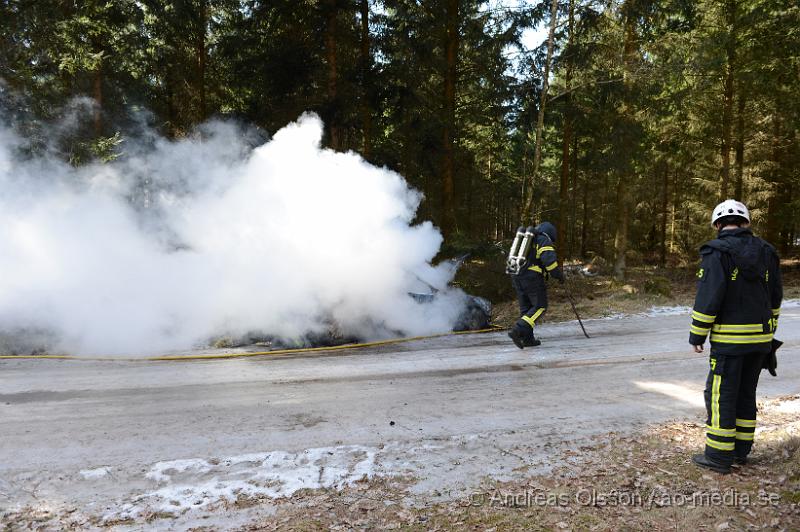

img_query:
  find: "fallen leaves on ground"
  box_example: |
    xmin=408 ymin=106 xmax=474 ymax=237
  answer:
xmin=239 ymin=395 xmax=800 ymax=531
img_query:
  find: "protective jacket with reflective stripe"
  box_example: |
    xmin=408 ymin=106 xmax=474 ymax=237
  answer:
xmin=516 ymin=232 xmax=563 ymax=281
xmin=689 ymin=228 xmax=783 ymax=356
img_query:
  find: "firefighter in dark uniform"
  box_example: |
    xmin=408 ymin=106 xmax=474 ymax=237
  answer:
xmin=508 ymin=221 xmax=564 ymax=349
xmin=690 ymin=199 xmax=783 ymax=474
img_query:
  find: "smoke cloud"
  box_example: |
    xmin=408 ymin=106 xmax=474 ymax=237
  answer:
xmin=0 ymin=113 xmax=470 ymax=355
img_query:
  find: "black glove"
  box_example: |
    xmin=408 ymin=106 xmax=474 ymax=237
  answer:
xmin=763 ymin=339 xmax=782 ymax=377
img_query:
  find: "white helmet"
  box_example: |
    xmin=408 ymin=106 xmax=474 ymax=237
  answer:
xmin=711 ymin=199 xmax=750 ymax=227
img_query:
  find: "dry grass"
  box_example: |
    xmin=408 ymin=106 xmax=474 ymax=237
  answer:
xmin=239 ymin=395 xmax=800 ymax=531
xmin=484 ymin=267 xmax=697 ymax=329
xmin=457 ymin=258 xmax=800 ymax=329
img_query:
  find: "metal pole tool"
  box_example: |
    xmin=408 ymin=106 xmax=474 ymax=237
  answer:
xmin=563 ymin=280 xmax=590 ymax=339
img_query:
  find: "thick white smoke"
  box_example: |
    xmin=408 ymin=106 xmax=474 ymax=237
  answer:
xmin=0 ymin=113 xmax=470 ymax=355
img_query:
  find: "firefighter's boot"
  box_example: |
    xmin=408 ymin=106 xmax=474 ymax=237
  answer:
xmin=523 ymin=330 xmax=541 ymax=347
xmin=508 ymin=326 xmax=525 ymax=349
xmin=692 ymin=454 xmax=731 ymax=475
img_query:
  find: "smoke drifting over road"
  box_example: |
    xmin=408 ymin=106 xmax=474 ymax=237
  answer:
xmin=0 ymin=113 xmax=469 ymax=355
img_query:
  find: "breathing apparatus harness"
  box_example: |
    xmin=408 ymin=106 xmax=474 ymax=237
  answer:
xmin=506 ymin=225 xmax=539 ymax=275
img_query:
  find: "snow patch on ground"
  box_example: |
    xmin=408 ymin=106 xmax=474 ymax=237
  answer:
xmin=775 ymin=397 xmax=800 ymax=414
xmin=590 ymin=299 xmax=795 ymax=323
xmin=79 ymin=467 xmax=111 ymax=480
xmin=646 ymin=305 xmax=692 ymax=317
xmin=586 ymin=305 xmax=691 ymax=322
xmin=106 ymin=445 xmax=380 ymax=523
xmin=145 ymin=458 xmax=212 ymax=483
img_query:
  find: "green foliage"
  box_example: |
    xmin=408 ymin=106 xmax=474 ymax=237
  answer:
xmin=643 ymin=276 xmax=672 ymax=297
xmin=68 ymin=132 xmax=124 ymax=165
xmin=0 ymin=0 xmax=797 ymax=257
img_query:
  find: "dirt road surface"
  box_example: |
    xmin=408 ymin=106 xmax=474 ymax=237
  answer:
xmin=1 ymin=306 xmax=798 ymax=529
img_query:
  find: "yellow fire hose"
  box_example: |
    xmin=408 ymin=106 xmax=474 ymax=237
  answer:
xmin=0 ymin=326 xmax=505 ymax=363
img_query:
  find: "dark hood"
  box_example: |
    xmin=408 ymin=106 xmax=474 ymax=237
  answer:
xmin=718 ymin=227 xmax=752 ymax=238
xmin=717 ymin=228 xmax=764 ymax=280
xmin=536 ymin=221 xmax=557 ymax=243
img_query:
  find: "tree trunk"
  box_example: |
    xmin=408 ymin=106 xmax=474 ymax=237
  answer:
xmin=569 ymin=133 xmax=578 ymax=258
xmin=612 ymin=1 xmax=638 ymax=281
xmin=766 ymin=193 xmax=780 ymax=245
xmin=465 ymin=157 xmax=476 ymax=236
xmin=90 ymin=23 xmax=103 ymax=135
xmin=165 ymin=62 xmax=178 ymax=137
xmin=782 ymin=178 xmax=794 ymax=254
xmin=359 ymin=0 xmax=372 ymax=158
xmin=93 ymin=65 xmax=103 ymax=135
xmin=440 ymin=0 xmax=459 ymax=239
xmin=659 ymin=161 xmax=669 ymax=267
xmin=196 ymin=0 xmax=207 ymax=122
xmin=613 ymin=178 xmax=630 ymax=280
xmin=600 ymin=172 xmax=608 ymax=259
xmin=521 ymin=0 xmax=559 ymax=223
xmin=558 ymin=119 xmax=571 ymax=257
xmin=670 ymin=167 xmax=679 ymax=253
xmin=520 ymin=127 xmax=529 ymax=217
xmin=720 ymin=0 xmax=737 ymax=200
xmin=765 ymin=115 xmax=784 ymax=245
xmin=580 ymin=169 xmax=588 ymax=259
xmin=558 ymin=0 xmax=575 ymax=259
xmin=734 ymin=93 xmax=745 ymax=200
xmin=325 ymin=0 xmax=341 ymax=150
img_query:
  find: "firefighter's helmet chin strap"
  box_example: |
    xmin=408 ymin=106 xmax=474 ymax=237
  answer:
xmin=506 ymin=225 xmax=537 ymax=275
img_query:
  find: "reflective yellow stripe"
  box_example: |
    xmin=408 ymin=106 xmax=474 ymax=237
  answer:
xmin=545 ymin=261 xmax=559 ymax=271
xmin=706 ymin=438 xmax=735 ymax=451
xmin=521 ymin=308 xmax=546 ymax=328
xmin=736 ymin=418 xmax=757 ymax=428
xmin=772 ymin=308 xmax=781 ymax=316
xmin=692 ymin=311 xmax=716 ymax=324
xmin=527 ymin=265 xmax=543 ymax=273
xmin=710 ymin=333 xmax=773 ymax=344
xmin=711 ymin=374 xmax=721 ymax=429
xmin=735 ymin=432 xmax=755 ymax=441
xmin=690 ymin=325 xmax=710 ymax=336
xmin=536 ymin=246 xmax=555 ymax=258
xmin=706 ymin=425 xmax=735 ymax=437
xmin=711 ymin=323 xmax=764 ymax=333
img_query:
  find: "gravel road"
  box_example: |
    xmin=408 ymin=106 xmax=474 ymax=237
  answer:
xmin=1 ymin=306 xmax=798 ymax=529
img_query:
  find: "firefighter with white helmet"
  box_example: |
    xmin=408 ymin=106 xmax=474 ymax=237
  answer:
xmin=689 ymin=199 xmax=783 ymax=474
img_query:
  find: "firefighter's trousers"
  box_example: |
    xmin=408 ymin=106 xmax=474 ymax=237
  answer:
xmin=704 ymin=350 xmax=766 ymax=466
xmin=511 ymin=272 xmax=548 ymax=340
